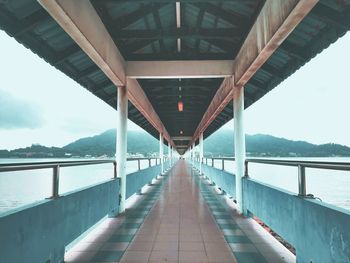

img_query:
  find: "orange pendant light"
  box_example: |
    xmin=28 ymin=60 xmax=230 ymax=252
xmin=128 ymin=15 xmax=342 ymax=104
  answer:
xmin=178 ymin=100 xmax=183 ymax=112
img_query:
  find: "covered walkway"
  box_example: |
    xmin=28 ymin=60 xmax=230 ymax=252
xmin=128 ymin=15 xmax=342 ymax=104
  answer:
xmin=65 ymin=160 xmax=294 ymax=263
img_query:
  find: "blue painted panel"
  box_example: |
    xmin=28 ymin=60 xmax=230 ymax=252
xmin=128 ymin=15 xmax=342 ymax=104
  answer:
xmin=126 ymin=165 xmax=161 ymax=199
xmin=243 ymin=179 xmax=350 ymax=263
xmin=201 ymin=164 xmax=236 ymax=198
xmin=126 ymin=161 xmax=171 ymax=199
xmin=0 ymin=179 xmax=119 ymax=263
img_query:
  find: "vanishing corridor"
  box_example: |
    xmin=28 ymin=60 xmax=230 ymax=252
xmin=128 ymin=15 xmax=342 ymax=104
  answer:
xmin=65 ymin=160 xmax=294 ymax=263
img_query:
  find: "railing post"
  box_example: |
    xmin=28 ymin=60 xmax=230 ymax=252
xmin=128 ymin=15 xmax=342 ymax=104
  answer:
xmin=148 ymin=158 xmax=151 ymax=167
xmin=113 ymin=161 xmax=117 ymax=179
xmin=298 ymin=165 xmax=306 ymax=196
xmin=51 ymin=165 xmax=60 ymax=198
xmin=244 ymin=160 xmax=249 ymax=177
xmin=222 ymin=159 xmax=225 ymax=171
xmin=138 ymin=159 xmax=141 ymax=171
xmin=212 ymin=158 xmax=214 ymax=167
xmin=206 ymin=158 xmax=208 ymax=165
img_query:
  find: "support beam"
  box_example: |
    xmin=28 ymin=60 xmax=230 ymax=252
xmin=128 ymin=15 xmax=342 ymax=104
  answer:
xmin=189 ymin=0 xmax=318 ymax=148
xmin=127 ymin=78 xmax=174 ymax=147
xmin=112 ymin=28 xmax=241 ymax=40
xmin=38 ymin=0 xmax=174 ymax=148
xmin=38 ymin=0 xmax=125 ymax=86
xmin=116 ymin=85 xmax=128 ymax=213
xmin=191 ymin=76 xmax=235 ymax=144
xmin=233 ymin=0 xmax=318 ymax=87
xmin=126 ymin=60 xmax=234 ymax=79
xmin=172 ymin=136 xmax=192 ymax=141
xmin=234 ymin=87 xmax=246 ymax=214
xmin=159 ymin=133 xmax=164 ymax=174
xmin=176 ymin=146 xmax=188 ymax=149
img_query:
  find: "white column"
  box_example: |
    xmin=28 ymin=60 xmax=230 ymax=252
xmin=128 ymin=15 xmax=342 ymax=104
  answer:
xmin=168 ymin=144 xmax=172 ymax=167
xmin=117 ymin=85 xmax=128 ymax=213
xmin=193 ymin=143 xmax=196 ymax=163
xmin=159 ymin=133 xmax=164 ymax=174
xmin=199 ymin=133 xmax=204 ymax=174
xmin=234 ymin=87 xmax=246 ymax=214
xmin=190 ymin=145 xmax=193 ymax=162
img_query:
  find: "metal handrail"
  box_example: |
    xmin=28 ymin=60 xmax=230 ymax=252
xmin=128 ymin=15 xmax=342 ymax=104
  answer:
xmin=0 ymin=157 xmax=162 ymax=199
xmin=204 ymin=157 xmax=350 ymax=170
xmin=202 ymin=157 xmax=350 ymax=197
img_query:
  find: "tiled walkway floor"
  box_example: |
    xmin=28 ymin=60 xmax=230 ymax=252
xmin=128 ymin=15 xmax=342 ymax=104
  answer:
xmin=65 ymin=160 xmax=295 ymax=263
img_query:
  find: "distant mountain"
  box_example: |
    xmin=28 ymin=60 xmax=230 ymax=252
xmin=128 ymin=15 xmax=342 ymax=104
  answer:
xmin=204 ymin=129 xmax=350 ymax=157
xmin=63 ymin=129 xmax=159 ymax=156
xmin=1 ymin=129 xmax=350 ymax=158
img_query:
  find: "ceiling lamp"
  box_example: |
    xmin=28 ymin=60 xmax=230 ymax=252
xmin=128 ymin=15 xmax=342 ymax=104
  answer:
xmin=178 ymin=100 xmax=183 ymax=112
xmin=180 ymin=130 xmax=183 ymax=135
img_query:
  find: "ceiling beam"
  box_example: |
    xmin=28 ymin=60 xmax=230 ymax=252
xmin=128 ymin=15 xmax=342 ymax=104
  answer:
xmin=172 ymin=136 xmax=191 ymax=141
xmin=112 ymin=28 xmax=241 ymax=40
xmin=233 ymin=0 xmax=318 ymax=88
xmin=126 ymin=52 xmax=233 ymax=61
xmin=102 ymin=0 xmax=237 ymax=2
xmin=38 ymin=0 xmax=174 ymax=148
xmin=38 ymin=0 xmax=126 ymax=85
xmin=189 ymin=0 xmax=319 ymax=148
xmin=126 ymin=60 xmax=234 ymax=79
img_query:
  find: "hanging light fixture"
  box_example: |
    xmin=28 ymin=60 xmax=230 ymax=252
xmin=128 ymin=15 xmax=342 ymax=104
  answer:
xmin=178 ymin=93 xmax=183 ymax=112
xmin=178 ymin=100 xmax=183 ymax=112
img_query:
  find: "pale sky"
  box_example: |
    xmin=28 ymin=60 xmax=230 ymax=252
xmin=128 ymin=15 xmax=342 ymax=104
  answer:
xmin=0 ymin=30 xmax=350 ymax=150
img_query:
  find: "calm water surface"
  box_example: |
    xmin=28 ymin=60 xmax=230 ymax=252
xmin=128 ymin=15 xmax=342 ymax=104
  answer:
xmin=0 ymin=158 xmax=154 ymax=214
xmin=0 ymin=157 xmax=349 ymax=213
xmin=221 ymin=157 xmax=350 ymax=211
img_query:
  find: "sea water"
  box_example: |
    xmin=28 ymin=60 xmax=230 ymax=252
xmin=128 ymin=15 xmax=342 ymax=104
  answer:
xmin=0 ymin=158 xmax=152 ymax=214
xmin=0 ymin=157 xmax=349 ymax=214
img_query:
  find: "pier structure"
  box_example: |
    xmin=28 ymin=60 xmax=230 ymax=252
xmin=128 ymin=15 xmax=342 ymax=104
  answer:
xmin=0 ymin=0 xmax=350 ymax=262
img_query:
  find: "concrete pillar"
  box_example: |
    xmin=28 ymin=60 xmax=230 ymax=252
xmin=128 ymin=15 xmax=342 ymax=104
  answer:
xmin=168 ymin=144 xmax=171 ymax=167
xmin=193 ymin=143 xmax=195 ymax=163
xmin=117 ymin=85 xmax=128 ymax=213
xmin=234 ymin=87 xmax=246 ymax=214
xmin=199 ymin=132 xmax=204 ymax=174
xmin=159 ymin=133 xmax=164 ymax=174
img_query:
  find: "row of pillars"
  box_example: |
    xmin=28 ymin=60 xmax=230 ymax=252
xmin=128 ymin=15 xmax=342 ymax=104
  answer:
xmin=190 ymin=88 xmax=246 ymax=214
xmin=116 ymin=86 xmax=174 ymax=213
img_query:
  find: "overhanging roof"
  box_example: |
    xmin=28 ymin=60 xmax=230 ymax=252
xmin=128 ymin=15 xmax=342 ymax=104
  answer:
xmin=0 ymin=0 xmax=349 ymax=154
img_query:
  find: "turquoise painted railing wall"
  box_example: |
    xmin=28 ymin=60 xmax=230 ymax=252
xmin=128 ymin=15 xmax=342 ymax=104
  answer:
xmin=196 ymin=162 xmax=350 ymax=263
xmin=201 ymin=163 xmax=236 ymax=198
xmin=126 ymin=161 xmax=170 ymax=198
xmin=0 ymin=161 xmax=173 ymax=263
xmin=243 ymin=179 xmax=350 ymax=263
xmin=0 ymin=179 xmax=120 ymax=263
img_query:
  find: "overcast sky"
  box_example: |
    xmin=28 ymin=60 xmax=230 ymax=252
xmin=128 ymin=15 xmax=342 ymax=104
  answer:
xmin=0 ymin=30 xmax=349 ymax=150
